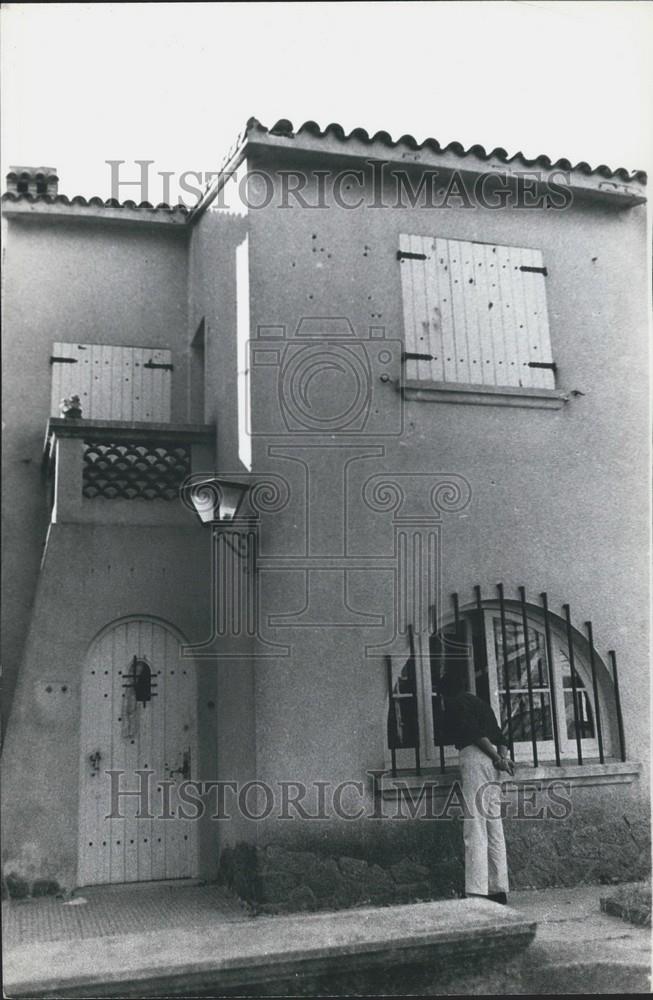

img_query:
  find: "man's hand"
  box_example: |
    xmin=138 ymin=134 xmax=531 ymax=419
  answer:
xmin=495 ymin=756 xmax=515 ymax=776
xmin=476 ymin=737 xmax=516 ymax=776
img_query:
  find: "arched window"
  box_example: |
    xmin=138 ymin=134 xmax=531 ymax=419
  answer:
xmin=387 ymin=598 xmax=618 ymax=771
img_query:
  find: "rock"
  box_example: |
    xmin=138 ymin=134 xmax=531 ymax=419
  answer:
xmin=392 ymin=881 xmax=433 ymax=904
xmin=319 ymin=881 xmax=363 ymax=910
xmin=305 ymin=858 xmax=345 ymax=899
xmin=285 ymin=884 xmax=317 ymax=912
xmin=264 ymin=844 xmax=316 ymax=876
xmin=259 ymin=871 xmax=299 ymax=903
xmin=338 ymin=856 xmax=369 ymax=879
xmin=389 ymin=858 xmax=431 ymax=884
xmin=359 ymin=864 xmax=396 ymax=903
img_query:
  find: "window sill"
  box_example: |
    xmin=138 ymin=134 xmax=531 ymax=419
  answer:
xmin=401 ymin=380 xmax=568 ymax=410
xmin=376 ymin=760 xmax=641 ymax=799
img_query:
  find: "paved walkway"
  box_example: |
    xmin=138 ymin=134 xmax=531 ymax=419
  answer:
xmin=3 ymin=881 xmax=250 ymax=947
xmin=2 ymin=881 xmax=650 ymax=995
xmin=3 ymin=888 xmax=535 ymax=997
xmin=510 ymin=884 xmax=651 ymax=995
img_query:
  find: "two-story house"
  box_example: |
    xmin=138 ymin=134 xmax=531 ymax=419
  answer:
xmin=1 ymin=119 xmax=649 ymax=908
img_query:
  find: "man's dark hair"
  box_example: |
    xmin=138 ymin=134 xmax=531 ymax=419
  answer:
xmin=438 ymin=664 xmax=468 ymax=699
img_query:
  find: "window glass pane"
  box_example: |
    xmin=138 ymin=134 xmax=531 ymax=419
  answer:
xmin=388 ymin=696 xmax=417 ymax=749
xmin=429 ymin=626 xmax=468 ymax=692
xmin=557 ymin=647 xmax=595 ymax=739
xmin=396 ymin=664 xmax=415 ymax=695
xmin=493 ymin=618 xmax=548 ymax=688
xmin=493 ymin=618 xmax=554 ymax=742
xmin=431 ymin=692 xmax=449 ymax=747
xmin=388 ymin=659 xmax=418 ymax=749
xmin=470 ymin=610 xmax=490 ymax=702
xmin=430 ymin=627 xmax=467 ymax=748
xmin=563 ymin=690 xmax=595 ymax=740
xmin=557 ymin=646 xmax=586 ymax=689
xmin=501 ymin=691 xmax=553 ymax=741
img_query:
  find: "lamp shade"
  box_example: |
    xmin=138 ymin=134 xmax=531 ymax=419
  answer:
xmin=215 ymin=480 xmax=248 ymax=520
xmin=186 ymin=477 xmax=249 ymax=523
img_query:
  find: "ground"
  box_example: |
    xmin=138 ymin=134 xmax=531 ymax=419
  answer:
xmin=2 ymin=880 xmax=650 ymax=996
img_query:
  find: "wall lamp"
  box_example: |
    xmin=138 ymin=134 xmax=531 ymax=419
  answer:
xmin=183 ymin=476 xmax=251 ymax=556
xmin=185 ymin=476 xmax=250 ymax=524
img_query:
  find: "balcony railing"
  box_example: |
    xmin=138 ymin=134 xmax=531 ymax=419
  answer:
xmin=43 ymin=418 xmax=214 ymax=526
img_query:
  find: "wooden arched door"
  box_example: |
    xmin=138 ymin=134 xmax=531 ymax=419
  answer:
xmin=78 ymin=618 xmax=198 ymax=886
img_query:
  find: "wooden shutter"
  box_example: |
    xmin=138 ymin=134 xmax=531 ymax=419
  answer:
xmin=398 ymin=235 xmax=555 ymax=390
xmin=50 ymin=343 xmax=172 ymax=421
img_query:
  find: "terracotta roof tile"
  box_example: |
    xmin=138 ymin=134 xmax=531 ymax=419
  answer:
xmin=4 ymin=117 xmax=645 ymax=224
xmin=249 ymin=117 xmax=646 ymax=184
xmin=1 ymin=191 xmax=189 ymax=214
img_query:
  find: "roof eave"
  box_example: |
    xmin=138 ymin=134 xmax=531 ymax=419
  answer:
xmin=1 ymin=194 xmax=189 ymax=227
xmin=237 ymin=126 xmax=647 ymax=209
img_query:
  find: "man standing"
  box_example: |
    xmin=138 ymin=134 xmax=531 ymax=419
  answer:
xmin=441 ymin=668 xmax=515 ymax=904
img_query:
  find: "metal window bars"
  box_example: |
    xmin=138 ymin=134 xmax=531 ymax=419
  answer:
xmin=386 ymin=583 xmax=625 ymax=774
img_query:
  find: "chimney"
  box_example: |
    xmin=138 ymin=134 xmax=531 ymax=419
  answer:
xmin=6 ymin=166 xmax=59 ymax=197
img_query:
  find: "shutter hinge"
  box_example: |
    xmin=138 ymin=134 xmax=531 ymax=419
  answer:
xmin=50 ymin=355 xmax=78 ymax=365
xmin=520 ymin=265 xmax=548 ymax=276
xmin=528 ymin=361 xmax=557 ymax=372
xmin=397 ymin=250 xmax=427 ymax=261
xmin=402 ymin=352 xmax=434 ymax=362
xmin=143 ymin=359 xmax=174 ymax=371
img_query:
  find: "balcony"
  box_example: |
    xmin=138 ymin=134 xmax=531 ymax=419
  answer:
xmin=43 ymin=418 xmax=214 ymax=527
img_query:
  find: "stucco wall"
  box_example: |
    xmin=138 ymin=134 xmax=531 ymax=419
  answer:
xmin=186 ymin=200 xmax=258 ymax=849
xmin=188 ymin=207 xmax=248 ymax=469
xmin=2 ymin=150 xmax=648 ymax=890
xmin=1 ymin=218 xmax=189 ymax=730
xmin=0 ymin=523 xmax=214 ymax=889
xmin=236 ymin=155 xmax=649 ymax=855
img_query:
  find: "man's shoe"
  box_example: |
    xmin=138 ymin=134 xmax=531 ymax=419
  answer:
xmin=488 ymin=891 xmax=507 ymax=904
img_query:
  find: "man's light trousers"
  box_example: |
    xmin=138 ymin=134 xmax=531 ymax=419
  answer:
xmin=459 ymin=744 xmax=509 ymax=896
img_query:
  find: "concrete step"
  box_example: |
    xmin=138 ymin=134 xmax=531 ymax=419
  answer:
xmin=4 ymin=898 xmax=535 ymax=997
